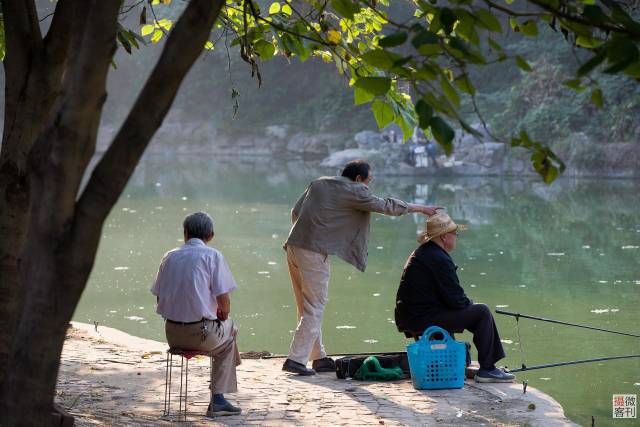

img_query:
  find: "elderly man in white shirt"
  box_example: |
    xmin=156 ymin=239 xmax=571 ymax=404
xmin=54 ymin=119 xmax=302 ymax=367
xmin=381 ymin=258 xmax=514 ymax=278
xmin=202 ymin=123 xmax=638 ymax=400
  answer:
xmin=151 ymin=212 xmax=241 ymax=417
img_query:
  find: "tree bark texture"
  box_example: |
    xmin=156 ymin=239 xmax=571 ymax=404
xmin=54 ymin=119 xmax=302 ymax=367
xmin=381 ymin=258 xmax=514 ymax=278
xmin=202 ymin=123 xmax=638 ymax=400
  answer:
xmin=0 ymin=0 xmax=224 ymax=425
xmin=0 ymin=0 xmax=79 ymax=389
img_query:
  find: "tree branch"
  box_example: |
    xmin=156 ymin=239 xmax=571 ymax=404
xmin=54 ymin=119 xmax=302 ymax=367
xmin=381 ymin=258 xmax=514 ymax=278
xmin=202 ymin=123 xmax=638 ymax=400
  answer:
xmin=26 ymin=0 xmax=122 ymax=232
xmin=0 ymin=0 xmax=43 ymax=159
xmin=528 ymin=0 xmax=640 ymax=37
xmin=44 ymin=0 xmax=81 ymax=61
xmin=72 ymin=0 xmax=225 ymax=262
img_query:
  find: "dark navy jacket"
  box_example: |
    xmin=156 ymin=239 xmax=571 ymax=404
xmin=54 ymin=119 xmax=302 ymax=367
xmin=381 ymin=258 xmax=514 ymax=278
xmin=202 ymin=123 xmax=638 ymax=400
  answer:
xmin=395 ymin=241 xmax=471 ymax=334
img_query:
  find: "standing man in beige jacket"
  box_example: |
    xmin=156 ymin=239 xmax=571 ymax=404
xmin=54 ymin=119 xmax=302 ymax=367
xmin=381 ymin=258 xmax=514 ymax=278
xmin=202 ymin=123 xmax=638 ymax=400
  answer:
xmin=282 ymin=160 xmax=442 ymax=375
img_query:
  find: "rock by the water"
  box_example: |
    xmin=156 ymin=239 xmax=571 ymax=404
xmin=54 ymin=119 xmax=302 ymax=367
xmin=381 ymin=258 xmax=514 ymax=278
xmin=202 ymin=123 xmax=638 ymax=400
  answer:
xmin=354 ymin=131 xmax=385 ymax=149
xmin=265 ymin=125 xmax=289 ymax=139
xmin=319 ymin=148 xmax=381 ymax=168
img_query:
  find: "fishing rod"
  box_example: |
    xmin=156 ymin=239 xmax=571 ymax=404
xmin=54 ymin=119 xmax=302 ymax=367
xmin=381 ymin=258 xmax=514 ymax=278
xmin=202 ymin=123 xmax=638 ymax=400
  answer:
xmin=508 ymin=354 xmax=640 ymax=372
xmin=259 ymin=351 xmax=407 ymax=359
xmin=495 ymin=309 xmax=640 ymax=339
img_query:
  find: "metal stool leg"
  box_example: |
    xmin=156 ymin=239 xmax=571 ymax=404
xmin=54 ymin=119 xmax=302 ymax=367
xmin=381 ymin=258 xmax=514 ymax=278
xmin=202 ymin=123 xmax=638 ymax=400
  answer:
xmin=164 ymin=351 xmax=174 ymax=417
xmin=163 ymin=351 xmax=170 ymax=416
xmin=184 ymin=358 xmax=189 ymax=421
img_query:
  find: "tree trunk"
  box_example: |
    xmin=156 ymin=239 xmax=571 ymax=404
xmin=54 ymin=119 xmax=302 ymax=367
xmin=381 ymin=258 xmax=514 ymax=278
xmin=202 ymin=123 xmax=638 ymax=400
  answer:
xmin=0 ymin=0 xmax=85 ymax=390
xmin=1 ymin=0 xmax=224 ymax=424
xmin=2 ymin=0 xmax=122 ymax=423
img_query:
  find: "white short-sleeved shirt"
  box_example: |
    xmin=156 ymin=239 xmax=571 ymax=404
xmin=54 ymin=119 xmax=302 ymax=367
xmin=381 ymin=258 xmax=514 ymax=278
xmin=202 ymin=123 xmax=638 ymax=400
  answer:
xmin=151 ymin=238 xmax=237 ymax=322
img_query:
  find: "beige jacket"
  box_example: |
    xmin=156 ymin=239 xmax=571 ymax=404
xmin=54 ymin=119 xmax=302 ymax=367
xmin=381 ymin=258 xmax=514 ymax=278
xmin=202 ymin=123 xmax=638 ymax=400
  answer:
xmin=285 ymin=176 xmax=409 ymax=272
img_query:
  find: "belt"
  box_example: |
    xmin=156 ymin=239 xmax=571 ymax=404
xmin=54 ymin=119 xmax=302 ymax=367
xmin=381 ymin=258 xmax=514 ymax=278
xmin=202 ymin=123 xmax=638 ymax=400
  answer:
xmin=166 ymin=318 xmax=211 ymax=325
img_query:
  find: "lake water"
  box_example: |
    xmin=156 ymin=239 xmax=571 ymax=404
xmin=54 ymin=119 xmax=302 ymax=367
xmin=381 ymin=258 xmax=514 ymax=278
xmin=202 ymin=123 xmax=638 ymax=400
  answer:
xmin=75 ymin=154 xmax=640 ymax=426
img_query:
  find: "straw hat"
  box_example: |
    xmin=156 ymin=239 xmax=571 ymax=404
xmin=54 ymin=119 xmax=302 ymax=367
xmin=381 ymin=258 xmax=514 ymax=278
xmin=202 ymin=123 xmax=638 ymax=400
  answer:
xmin=417 ymin=212 xmax=467 ymax=244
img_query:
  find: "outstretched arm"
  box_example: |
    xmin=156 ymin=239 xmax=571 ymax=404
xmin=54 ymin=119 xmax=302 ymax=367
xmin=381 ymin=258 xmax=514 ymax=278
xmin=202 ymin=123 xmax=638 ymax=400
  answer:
xmin=406 ymin=204 xmax=443 ymax=216
xmin=350 ymin=185 xmax=443 ymax=216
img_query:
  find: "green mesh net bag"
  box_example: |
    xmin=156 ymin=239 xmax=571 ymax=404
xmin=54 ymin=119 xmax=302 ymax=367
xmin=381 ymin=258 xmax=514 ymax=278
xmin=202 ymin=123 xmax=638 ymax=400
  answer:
xmin=354 ymin=356 xmax=404 ymax=381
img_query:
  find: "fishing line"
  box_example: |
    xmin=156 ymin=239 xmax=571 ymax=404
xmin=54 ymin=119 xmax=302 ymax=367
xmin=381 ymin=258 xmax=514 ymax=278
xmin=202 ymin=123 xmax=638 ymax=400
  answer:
xmin=496 ymin=309 xmax=640 ymax=338
xmin=497 ymin=309 xmax=640 ymax=376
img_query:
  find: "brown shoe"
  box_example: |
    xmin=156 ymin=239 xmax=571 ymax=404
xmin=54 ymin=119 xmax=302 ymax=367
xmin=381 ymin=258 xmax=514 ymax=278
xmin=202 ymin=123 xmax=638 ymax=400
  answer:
xmin=312 ymin=357 xmax=336 ymax=372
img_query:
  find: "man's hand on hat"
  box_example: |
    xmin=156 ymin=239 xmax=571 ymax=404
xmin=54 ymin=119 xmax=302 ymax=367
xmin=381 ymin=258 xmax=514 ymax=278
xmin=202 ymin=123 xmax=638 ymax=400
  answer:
xmin=408 ymin=204 xmax=443 ymax=216
xmin=423 ymin=206 xmax=444 ymax=216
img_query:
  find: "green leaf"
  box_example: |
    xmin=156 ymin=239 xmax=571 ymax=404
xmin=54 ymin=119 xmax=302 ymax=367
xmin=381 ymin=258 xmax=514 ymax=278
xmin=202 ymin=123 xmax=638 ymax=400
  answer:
xmin=590 ymin=88 xmax=604 ymax=108
xmin=354 ymin=87 xmax=375 ymax=105
xmin=440 ymin=77 xmax=460 ymax=107
xmin=269 ymin=2 xmax=281 ymax=14
xmin=604 ymin=39 xmax=639 ymax=74
xmin=254 ymin=39 xmax=276 ymax=60
xmin=379 ymin=32 xmax=408 ymax=48
xmin=415 ymin=99 xmax=433 ymax=129
xmin=361 ymin=49 xmax=400 ymax=70
xmin=562 ymin=79 xmax=585 ymax=92
xmin=577 ymin=51 xmax=606 ymax=76
xmin=509 ymin=17 xmax=518 ymax=31
xmin=623 ymin=60 xmax=640 ymax=78
xmin=439 ymin=8 xmax=457 ymax=34
xmin=447 ymin=37 xmax=485 ymax=64
xmin=395 ymin=113 xmax=414 ymax=142
xmin=515 ymin=55 xmax=532 ymax=72
xmin=429 ymin=116 xmax=454 ymax=155
xmin=418 ymin=44 xmax=443 ymax=56
xmin=354 ymin=77 xmax=391 ymax=96
xmin=204 ymin=41 xmax=214 ymax=50
xmin=141 ymin=24 xmax=155 ymax=36
xmin=576 ymin=36 xmax=603 ymax=48
xmin=487 ymin=38 xmax=503 ymax=51
xmin=582 ymin=5 xmax=607 ymax=26
xmin=416 ymin=63 xmax=439 ymax=80
xmin=371 ymin=99 xmax=395 ymax=128
xmin=281 ymin=4 xmax=292 ymax=16
xmin=520 ymin=20 xmax=538 ymax=36
xmin=475 ymin=8 xmax=502 ymax=33
xmin=456 ymin=15 xmax=480 ymax=46
xmin=543 ymin=165 xmax=558 ymax=184
xmin=411 ymin=30 xmax=438 ymax=49
xmin=331 ymin=0 xmax=361 ymax=20
xmin=117 ymin=31 xmax=132 ymax=54
xmin=454 ymin=75 xmax=476 ymax=95
xmin=151 ymin=29 xmax=163 ymax=43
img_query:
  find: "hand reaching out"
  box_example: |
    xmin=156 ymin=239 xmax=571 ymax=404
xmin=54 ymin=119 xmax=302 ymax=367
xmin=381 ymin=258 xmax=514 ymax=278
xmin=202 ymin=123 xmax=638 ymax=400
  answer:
xmin=408 ymin=203 xmax=444 ymax=216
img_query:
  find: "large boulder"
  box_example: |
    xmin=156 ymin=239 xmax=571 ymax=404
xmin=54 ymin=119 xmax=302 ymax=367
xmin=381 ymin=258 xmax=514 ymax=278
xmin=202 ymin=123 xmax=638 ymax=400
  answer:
xmin=450 ymin=142 xmax=506 ymax=175
xmin=265 ymin=125 xmax=289 ymax=139
xmin=286 ymin=132 xmax=332 ymax=157
xmin=354 ymin=130 xmax=385 ymax=150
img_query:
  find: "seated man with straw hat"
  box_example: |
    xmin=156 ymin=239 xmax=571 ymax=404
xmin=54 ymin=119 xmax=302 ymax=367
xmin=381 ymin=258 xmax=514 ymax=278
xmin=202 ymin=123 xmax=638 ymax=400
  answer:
xmin=394 ymin=211 xmax=515 ymax=383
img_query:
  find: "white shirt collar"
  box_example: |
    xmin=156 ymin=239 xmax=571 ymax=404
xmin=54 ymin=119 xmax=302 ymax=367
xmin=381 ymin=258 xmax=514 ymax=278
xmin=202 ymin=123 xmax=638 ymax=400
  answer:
xmin=185 ymin=238 xmax=206 ymax=246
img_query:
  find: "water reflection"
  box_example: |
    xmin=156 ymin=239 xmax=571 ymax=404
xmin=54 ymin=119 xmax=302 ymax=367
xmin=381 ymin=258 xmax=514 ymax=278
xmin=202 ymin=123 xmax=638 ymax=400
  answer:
xmin=77 ymin=154 xmax=640 ymax=425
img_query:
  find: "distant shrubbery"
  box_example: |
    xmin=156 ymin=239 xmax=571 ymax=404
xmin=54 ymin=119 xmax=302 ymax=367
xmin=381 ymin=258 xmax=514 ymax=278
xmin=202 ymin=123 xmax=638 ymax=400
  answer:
xmin=467 ymin=27 xmax=640 ymax=144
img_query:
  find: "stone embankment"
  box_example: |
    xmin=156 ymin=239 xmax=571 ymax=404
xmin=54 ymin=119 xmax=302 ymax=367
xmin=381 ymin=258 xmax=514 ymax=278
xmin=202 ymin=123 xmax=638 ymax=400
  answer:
xmin=56 ymin=322 xmax=576 ymax=426
xmin=96 ymin=121 xmax=640 ymax=177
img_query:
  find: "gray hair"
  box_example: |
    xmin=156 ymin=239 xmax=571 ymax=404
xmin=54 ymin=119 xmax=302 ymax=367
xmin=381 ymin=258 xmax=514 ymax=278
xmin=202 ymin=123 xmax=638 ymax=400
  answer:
xmin=183 ymin=212 xmax=214 ymax=240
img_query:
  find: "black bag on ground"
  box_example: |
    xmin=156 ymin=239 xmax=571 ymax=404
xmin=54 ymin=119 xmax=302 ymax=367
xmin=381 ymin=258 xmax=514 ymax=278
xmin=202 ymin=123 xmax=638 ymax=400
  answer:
xmin=335 ymin=353 xmax=410 ymax=379
xmin=335 ymin=343 xmax=471 ymax=379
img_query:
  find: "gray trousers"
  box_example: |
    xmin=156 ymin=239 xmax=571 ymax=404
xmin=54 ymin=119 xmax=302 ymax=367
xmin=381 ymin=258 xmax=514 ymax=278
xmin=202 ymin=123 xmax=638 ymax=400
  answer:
xmin=286 ymin=245 xmax=330 ymax=365
xmin=165 ymin=318 xmax=241 ymax=394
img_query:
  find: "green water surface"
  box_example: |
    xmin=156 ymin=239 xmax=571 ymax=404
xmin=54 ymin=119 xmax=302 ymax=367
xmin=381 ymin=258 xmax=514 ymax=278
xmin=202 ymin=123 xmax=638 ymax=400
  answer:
xmin=75 ymin=155 xmax=640 ymax=426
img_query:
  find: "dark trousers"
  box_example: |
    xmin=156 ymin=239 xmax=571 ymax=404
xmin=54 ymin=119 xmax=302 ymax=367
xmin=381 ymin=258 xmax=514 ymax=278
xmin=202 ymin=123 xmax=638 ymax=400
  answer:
xmin=423 ymin=303 xmax=505 ymax=370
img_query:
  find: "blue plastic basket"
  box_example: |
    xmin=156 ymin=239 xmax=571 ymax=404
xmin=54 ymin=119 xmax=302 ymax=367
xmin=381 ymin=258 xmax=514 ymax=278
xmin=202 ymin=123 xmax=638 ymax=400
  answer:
xmin=407 ymin=326 xmax=466 ymax=390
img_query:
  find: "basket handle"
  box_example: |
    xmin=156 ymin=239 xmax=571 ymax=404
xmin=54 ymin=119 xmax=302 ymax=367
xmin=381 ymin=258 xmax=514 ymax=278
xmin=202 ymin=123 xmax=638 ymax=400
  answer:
xmin=421 ymin=326 xmax=451 ymax=344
